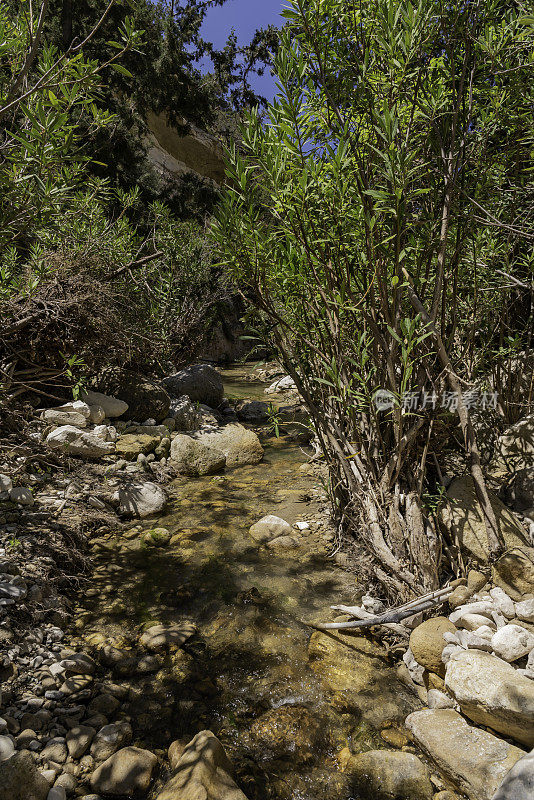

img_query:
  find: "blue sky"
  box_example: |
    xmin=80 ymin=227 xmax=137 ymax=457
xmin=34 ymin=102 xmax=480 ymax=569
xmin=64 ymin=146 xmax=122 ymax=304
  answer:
xmin=200 ymin=0 xmax=286 ymax=101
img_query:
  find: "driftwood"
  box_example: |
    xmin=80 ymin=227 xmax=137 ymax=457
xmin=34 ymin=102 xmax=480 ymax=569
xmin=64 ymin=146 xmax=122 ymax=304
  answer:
xmin=313 ymin=585 xmax=455 ymax=632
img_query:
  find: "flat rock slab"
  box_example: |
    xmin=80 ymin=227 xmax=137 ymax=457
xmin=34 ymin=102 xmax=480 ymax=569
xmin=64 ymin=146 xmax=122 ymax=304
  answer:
xmin=406 ymin=708 xmax=524 ymax=800
xmin=444 ymin=649 xmax=534 ymax=747
xmin=140 ymin=622 xmax=197 ymax=651
xmin=115 ymin=434 xmax=160 ymax=461
xmin=440 ymin=477 xmax=527 ymax=563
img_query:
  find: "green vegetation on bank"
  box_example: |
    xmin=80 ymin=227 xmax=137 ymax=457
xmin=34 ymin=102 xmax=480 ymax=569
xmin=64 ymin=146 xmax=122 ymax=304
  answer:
xmin=214 ymin=0 xmax=534 ymax=596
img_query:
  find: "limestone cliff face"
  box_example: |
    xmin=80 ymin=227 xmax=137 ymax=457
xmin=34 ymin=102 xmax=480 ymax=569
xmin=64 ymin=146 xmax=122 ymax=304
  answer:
xmin=146 ymin=112 xmax=226 ymax=184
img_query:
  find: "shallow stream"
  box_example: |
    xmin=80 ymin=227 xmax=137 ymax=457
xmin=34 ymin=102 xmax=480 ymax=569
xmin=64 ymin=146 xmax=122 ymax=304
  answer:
xmin=74 ymin=368 xmax=410 ymax=800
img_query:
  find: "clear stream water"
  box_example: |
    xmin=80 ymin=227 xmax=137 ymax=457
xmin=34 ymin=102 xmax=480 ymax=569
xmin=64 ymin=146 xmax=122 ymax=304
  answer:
xmin=73 ymin=368 xmax=411 ymax=800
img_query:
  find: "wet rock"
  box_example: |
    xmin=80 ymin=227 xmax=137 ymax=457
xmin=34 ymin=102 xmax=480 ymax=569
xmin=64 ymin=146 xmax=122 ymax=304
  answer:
xmin=81 ymin=390 xmax=128 ymax=419
xmin=249 ymin=515 xmax=292 ymax=544
xmin=163 ymin=364 xmax=224 ymax=408
xmin=155 ymin=730 xmax=247 ymax=800
xmin=345 ymin=749 xmax=433 ymax=800
xmin=117 ymin=482 xmax=167 ymax=518
xmin=140 ymin=622 xmax=196 ymax=651
xmin=115 ymin=435 xmax=160 ymax=461
xmin=491 ymin=624 xmax=534 ymax=662
xmin=444 ymin=649 xmax=534 ymax=747
xmin=249 ymin=706 xmax=320 ymax=764
xmin=491 ymin=747 xmax=534 ymax=800
xmin=46 ymin=426 xmax=114 ymax=459
xmin=492 ymin=547 xmax=534 ymax=601
xmin=265 ymin=534 xmax=299 ymax=549
xmin=0 ymin=750 xmax=50 ymax=800
xmin=439 ymin=477 xmax=527 ymax=563
xmin=90 ymin=746 xmax=157 ymax=796
xmin=91 ymin=722 xmax=132 ymax=762
xmin=235 ymin=400 xmax=269 ymax=424
xmin=409 ymin=617 xmax=457 ymax=677
xmin=308 ymin=628 xmax=420 ymax=727
xmin=169 ymin=435 xmax=226 ymax=476
xmin=197 ymin=424 xmax=264 ymax=468
xmin=87 ymin=694 xmax=120 ymax=718
xmin=406 ymin=708 xmax=524 ymax=800
xmin=66 ymin=726 xmax=95 ymax=760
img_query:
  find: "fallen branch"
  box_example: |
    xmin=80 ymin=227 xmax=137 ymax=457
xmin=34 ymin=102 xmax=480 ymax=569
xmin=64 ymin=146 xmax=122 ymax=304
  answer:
xmin=313 ymin=584 xmax=455 ymax=632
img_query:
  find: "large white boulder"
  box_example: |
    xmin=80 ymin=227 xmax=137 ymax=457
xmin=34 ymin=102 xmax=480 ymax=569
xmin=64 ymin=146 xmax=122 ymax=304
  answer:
xmin=406 ymin=708 xmax=524 ymax=800
xmin=117 ymin=482 xmax=167 ymax=518
xmin=80 ymin=389 xmax=128 ymax=418
xmin=45 ymin=426 xmax=115 ymax=458
xmin=491 ymin=624 xmax=534 ymax=662
xmin=444 ymin=649 xmax=534 ymax=747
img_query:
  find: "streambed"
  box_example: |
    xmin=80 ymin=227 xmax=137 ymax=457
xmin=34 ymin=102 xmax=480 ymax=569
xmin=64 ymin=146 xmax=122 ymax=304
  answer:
xmin=72 ymin=369 xmax=416 ymax=800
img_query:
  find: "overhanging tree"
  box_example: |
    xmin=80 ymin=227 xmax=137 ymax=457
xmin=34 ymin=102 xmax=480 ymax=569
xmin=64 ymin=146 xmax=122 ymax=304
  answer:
xmin=214 ymin=0 xmax=534 ymax=598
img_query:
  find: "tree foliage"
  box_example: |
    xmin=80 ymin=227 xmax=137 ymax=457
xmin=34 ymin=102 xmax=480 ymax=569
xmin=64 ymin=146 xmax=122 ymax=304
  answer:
xmin=214 ymin=0 xmax=534 ymax=596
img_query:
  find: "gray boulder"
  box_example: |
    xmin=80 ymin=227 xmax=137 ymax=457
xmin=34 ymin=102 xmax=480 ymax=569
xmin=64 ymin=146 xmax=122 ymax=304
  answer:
xmin=492 ymin=748 xmax=534 ymax=800
xmin=235 ymin=400 xmax=269 ymax=424
xmin=439 ymin=476 xmax=527 ymax=563
xmin=92 ymin=368 xmax=170 ymax=423
xmin=168 ymin=396 xmax=201 ymax=431
xmin=163 ymin=364 xmax=224 ymax=408
xmin=197 ymin=424 xmax=264 ymax=468
xmin=117 ymin=482 xmax=167 ymax=518
xmin=170 ymin=435 xmax=226 ymax=476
